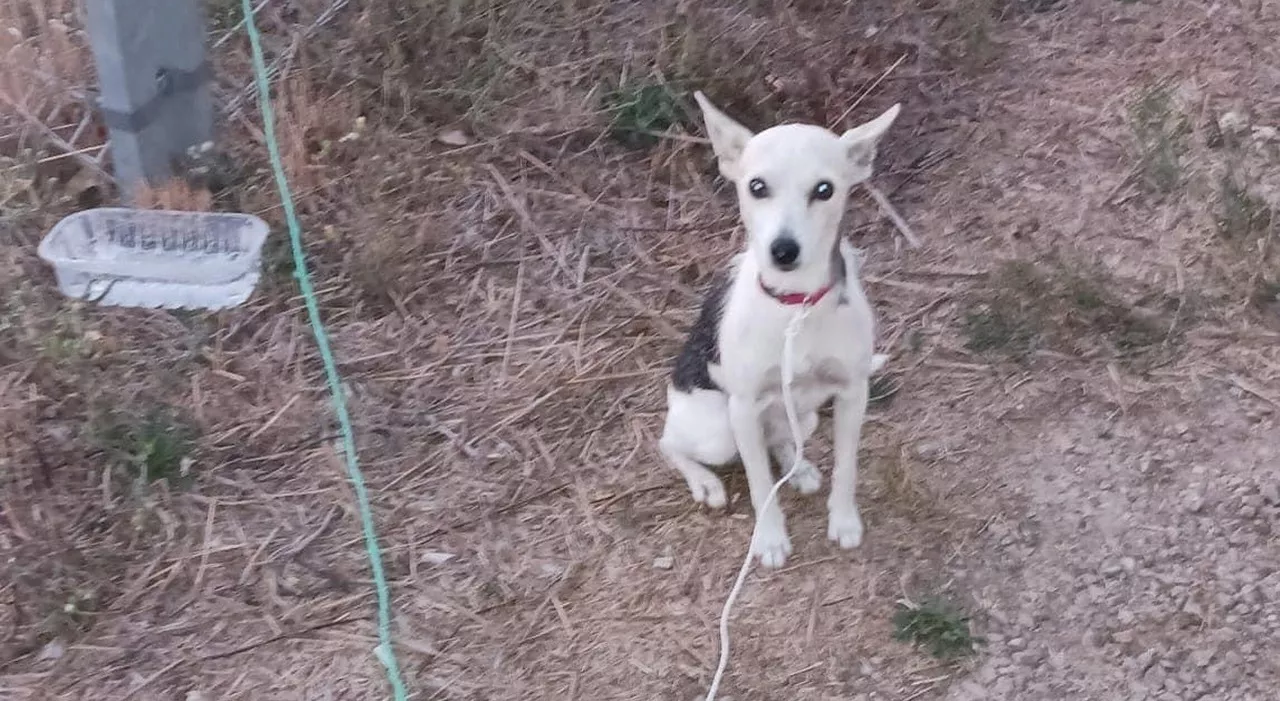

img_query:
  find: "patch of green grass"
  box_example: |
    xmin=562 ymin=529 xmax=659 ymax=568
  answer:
xmin=0 ymin=295 xmax=21 ymax=349
xmin=1021 ymin=0 xmax=1064 ymax=10
xmin=259 ymin=228 xmax=298 ymax=286
xmin=1251 ymin=279 xmax=1280 ymax=309
xmin=92 ymin=405 xmax=199 ymax=487
xmin=893 ymin=597 xmax=980 ymax=660
xmin=1216 ymin=171 xmax=1274 ymax=243
xmin=37 ymin=306 xmax=91 ymax=364
xmin=602 ymin=82 xmax=688 ymax=150
xmin=1054 ymin=261 xmax=1169 ymax=354
xmin=203 ymin=0 xmax=241 ymax=32
xmin=1128 ymin=82 xmax=1190 ymax=194
xmin=0 ymin=152 xmax=37 ymax=213
xmin=963 ymin=258 xmax=1177 ymax=360
xmin=962 ymin=303 xmax=1038 ymax=355
xmin=39 ymin=334 xmax=86 ymax=362
xmin=935 ymin=0 xmax=1003 ymax=73
xmin=40 ymin=587 xmax=100 ymax=642
xmin=961 ymin=260 xmax=1045 ymax=356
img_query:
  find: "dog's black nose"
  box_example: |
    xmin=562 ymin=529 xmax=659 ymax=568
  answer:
xmin=769 ymin=237 xmax=800 ymax=268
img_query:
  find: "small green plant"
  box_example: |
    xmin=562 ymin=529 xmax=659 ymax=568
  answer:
xmin=937 ymin=0 xmax=1002 ymax=73
xmin=961 ymin=260 xmax=1044 ymax=356
xmin=0 ymin=153 xmax=37 ymax=212
xmin=203 ymin=0 xmax=241 ymax=32
xmin=260 ymin=229 xmax=297 ymax=286
xmin=39 ymin=333 xmax=87 ymax=362
xmin=1216 ymin=171 xmax=1273 ymax=242
xmin=32 ymin=586 xmax=100 ymax=644
xmin=92 ymin=406 xmax=198 ymax=486
xmin=1059 ymin=270 xmax=1106 ymax=311
xmin=893 ymin=597 xmax=980 ymax=660
xmin=963 ymin=258 xmax=1177 ymax=360
xmin=962 ymin=304 xmax=1038 ymax=355
xmin=1128 ymin=82 xmax=1189 ymax=193
xmin=1056 ymin=264 xmax=1165 ymax=352
xmin=602 ymin=82 xmax=687 ymax=149
xmin=1251 ymin=279 xmax=1280 ymax=311
xmin=34 ymin=305 xmax=91 ymax=363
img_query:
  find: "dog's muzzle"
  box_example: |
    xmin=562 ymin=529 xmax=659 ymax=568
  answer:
xmin=769 ymin=237 xmax=800 ymax=270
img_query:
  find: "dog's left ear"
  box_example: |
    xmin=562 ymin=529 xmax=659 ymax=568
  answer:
xmin=839 ymin=103 xmax=901 ymax=183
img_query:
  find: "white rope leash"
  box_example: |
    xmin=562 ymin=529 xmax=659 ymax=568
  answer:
xmin=705 ymin=304 xmax=814 ymax=701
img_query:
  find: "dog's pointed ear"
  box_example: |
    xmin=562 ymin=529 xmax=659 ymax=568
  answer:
xmin=839 ymin=103 xmax=901 ymax=183
xmin=694 ymin=91 xmax=754 ymax=182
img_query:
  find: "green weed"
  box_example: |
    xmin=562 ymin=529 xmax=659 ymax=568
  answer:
xmin=1128 ymin=82 xmax=1190 ymax=194
xmin=963 ymin=258 xmax=1175 ymax=359
xmin=92 ymin=405 xmax=198 ymax=486
xmin=962 ymin=304 xmax=1038 ymax=355
xmin=260 ymin=228 xmax=298 ymax=286
xmin=602 ymin=82 xmax=688 ymax=149
xmin=893 ymin=597 xmax=981 ymax=660
xmin=936 ymin=0 xmax=1003 ymax=73
xmin=37 ymin=306 xmax=91 ymax=363
xmin=1251 ymin=279 xmax=1280 ymax=310
xmin=1216 ymin=171 xmax=1274 ymax=242
xmin=961 ymin=260 xmax=1044 ymax=356
xmin=203 ymin=0 xmax=241 ymax=32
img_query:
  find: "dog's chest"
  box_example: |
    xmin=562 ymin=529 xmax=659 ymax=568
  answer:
xmin=757 ymin=355 xmax=849 ymax=408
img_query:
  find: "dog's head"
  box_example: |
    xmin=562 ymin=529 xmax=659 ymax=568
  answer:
xmin=694 ymin=92 xmax=899 ymax=286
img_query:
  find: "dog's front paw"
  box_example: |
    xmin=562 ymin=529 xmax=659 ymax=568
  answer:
xmin=827 ymin=508 xmax=864 ymax=549
xmin=787 ymin=459 xmax=822 ymax=495
xmin=685 ymin=471 xmax=727 ymax=509
xmin=752 ymin=520 xmax=792 ymax=569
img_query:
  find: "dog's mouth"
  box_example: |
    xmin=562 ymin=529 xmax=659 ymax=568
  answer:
xmin=773 ymin=261 xmax=800 ymax=272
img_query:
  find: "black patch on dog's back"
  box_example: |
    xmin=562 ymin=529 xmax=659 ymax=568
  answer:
xmin=672 ymin=272 xmax=731 ymax=392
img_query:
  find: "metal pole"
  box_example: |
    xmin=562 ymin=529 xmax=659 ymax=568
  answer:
xmin=84 ymin=0 xmax=213 ymax=200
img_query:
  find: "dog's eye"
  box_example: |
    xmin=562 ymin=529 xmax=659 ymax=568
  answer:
xmin=747 ymin=178 xmax=769 ymax=199
xmin=811 ymin=181 xmax=834 ymax=202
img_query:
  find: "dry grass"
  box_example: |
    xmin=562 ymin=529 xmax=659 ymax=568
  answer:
xmin=0 ymin=0 xmax=106 ymax=185
xmin=130 ymin=180 xmax=215 ymax=211
xmin=3 ymin=0 xmax=1280 ymax=699
xmin=0 ymin=0 xmax=90 ymax=114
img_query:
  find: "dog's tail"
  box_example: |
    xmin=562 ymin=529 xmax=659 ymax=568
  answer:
xmin=870 ymin=353 xmax=888 ymax=375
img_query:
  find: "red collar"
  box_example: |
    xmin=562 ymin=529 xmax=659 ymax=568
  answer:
xmin=758 ymin=277 xmax=836 ymax=306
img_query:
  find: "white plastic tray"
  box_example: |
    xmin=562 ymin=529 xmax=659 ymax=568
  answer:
xmin=37 ymin=207 xmax=270 ymax=310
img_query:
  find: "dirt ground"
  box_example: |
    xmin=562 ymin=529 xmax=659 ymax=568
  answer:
xmin=2 ymin=0 xmax=1279 ymax=699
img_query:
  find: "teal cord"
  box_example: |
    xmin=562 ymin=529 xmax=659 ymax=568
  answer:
xmin=239 ymin=1 xmax=408 ymax=697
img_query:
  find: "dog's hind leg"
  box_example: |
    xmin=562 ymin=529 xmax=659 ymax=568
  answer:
xmin=770 ymin=442 xmax=821 ymax=494
xmin=769 ymin=411 xmax=821 ymax=494
xmin=661 ymin=385 xmax=734 ymax=508
xmin=659 ymin=442 xmax=728 ymax=508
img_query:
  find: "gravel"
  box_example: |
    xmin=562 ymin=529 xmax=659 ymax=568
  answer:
xmin=942 ymin=404 xmax=1280 ymax=701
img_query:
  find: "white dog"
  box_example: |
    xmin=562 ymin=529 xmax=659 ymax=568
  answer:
xmin=659 ymin=92 xmax=899 ymax=569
